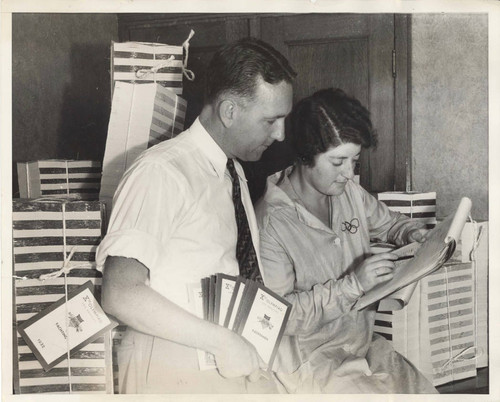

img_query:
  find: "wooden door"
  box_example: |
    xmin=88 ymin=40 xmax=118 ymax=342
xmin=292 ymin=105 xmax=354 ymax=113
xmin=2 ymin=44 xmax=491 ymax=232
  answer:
xmin=250 ymin=14 xmax=397 ymax=198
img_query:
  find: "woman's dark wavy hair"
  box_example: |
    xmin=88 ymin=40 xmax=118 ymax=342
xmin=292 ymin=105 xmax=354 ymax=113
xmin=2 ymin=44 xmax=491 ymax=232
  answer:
xmin=290 ymin=88 xmax=377 ymax=167
xmin=204 ymin=37 xmax=296 ymax=104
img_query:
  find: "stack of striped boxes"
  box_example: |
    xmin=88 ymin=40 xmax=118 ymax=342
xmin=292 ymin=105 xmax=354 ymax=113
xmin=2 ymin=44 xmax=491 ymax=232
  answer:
xmin=373 ymin=192 xmax=481 ymax=386
xmin=374 ymin=262 xmax=477 ymax=386
xmin=377 ymin=191 xmax=437 ymax=229
xmin=453 ymin=221 xmax=488 ymax=369
xmin=12 ymin=199 xmax=113 ymax=394
xmin=17 ymin=160 xmax=101 ymax=200
xmin=100 ymin=38 xmax=191 ymax=216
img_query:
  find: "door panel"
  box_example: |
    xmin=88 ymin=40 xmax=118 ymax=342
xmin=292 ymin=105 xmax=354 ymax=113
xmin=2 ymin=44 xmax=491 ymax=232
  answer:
xmin=257 ymin=13 xmax=396 ymax=195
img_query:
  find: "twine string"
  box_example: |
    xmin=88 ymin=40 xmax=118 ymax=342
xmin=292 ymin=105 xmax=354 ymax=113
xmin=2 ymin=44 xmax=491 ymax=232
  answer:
xmin=134 ymin=30 xmax=195 ymax=82
xmin=181 ymin=29 xmax=195 ymax=81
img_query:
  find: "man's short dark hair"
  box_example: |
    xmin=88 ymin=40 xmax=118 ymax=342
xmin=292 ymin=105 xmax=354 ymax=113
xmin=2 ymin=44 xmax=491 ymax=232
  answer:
xmin=205 ymin=37 xmax=296 ymax=104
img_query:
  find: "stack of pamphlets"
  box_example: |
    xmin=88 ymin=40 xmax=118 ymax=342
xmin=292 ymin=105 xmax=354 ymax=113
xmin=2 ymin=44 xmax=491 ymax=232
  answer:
xmin=189 ymin=274 xmax=291 ymax=373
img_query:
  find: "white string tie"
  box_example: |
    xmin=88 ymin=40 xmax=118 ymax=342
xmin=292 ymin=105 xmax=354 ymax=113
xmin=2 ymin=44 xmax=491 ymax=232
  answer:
xmin=181 ymin=29 xmax=195 ymax=81
xmin=135 ymin=55 xmax=176 ymax=79
xmin=134 ymin=30 xmax=195 ymax=82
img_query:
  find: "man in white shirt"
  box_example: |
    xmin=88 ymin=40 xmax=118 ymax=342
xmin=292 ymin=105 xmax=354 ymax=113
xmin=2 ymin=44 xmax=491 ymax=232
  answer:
xmin=96 ymin=38 xmax=295 ymax=393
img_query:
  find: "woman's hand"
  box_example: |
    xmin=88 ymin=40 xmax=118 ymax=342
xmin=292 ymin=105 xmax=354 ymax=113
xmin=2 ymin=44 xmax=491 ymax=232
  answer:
xmin=406 ymin=228 xmax=429 ymax=244
xmin=354 ymin=252 xmax=398 ymax=292
xmin=213 ymin=331 xmax=266 ymax=382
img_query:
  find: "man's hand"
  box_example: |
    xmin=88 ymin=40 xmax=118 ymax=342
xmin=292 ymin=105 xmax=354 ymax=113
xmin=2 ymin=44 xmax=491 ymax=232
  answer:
xmin=213 ymin=332 xmax=266 ymax=382
xmin=354 ymin=252 xmax=398 ymax=292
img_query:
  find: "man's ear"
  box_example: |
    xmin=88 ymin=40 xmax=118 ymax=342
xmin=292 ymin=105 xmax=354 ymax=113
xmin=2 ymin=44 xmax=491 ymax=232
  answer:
xmin=219 ymin=99 xmax=236 ymax=128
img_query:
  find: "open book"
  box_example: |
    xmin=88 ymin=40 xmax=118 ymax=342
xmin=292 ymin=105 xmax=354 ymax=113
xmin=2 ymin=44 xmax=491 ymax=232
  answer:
xmin=354 ymin=197 xmax=472 ymax=311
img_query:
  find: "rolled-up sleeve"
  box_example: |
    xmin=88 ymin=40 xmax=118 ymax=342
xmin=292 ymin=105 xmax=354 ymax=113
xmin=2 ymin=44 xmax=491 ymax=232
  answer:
xmin=260 ymin=218 xmax=364 ymax=336
xmin=96 ymin=160 xmax=184 ymax=274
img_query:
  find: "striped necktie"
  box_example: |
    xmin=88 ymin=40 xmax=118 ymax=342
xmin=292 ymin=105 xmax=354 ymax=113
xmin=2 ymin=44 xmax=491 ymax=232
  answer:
xmin=226 ymin=159 xmax=262 ymax=282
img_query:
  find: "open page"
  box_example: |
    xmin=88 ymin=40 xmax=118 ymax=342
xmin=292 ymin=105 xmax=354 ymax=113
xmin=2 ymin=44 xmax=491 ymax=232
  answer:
xmin=377 ymin=242 xmax=422 ymax=311
xmin=355 ymin=197 xmax=472 ymax=311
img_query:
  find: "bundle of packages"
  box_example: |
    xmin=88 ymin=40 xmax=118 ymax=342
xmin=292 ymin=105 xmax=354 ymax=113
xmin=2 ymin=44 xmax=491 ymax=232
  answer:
xmin=374 ymin=261 xmax=477 ymax=386
xmin=99 ymin=82 xmax=188 ymax=214
xmin=453 ymin=221 xmax=488 ymax=368
xmin=378 ymin=191 xmax=437 ymax=228
xmin=369 ymin=198 xmax=478 ymax=386
xmin=17 ymin=160 xmax=101 ymax=200
xmin=12 ymin=199 xmax=114 ymax=394
xmin=111 ymin=30 xmax=195 ymax=95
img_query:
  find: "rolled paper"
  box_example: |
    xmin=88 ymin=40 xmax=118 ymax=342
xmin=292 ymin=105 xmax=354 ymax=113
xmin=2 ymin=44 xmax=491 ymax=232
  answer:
xmin=445 ymin=197 xmax=472 ymax=244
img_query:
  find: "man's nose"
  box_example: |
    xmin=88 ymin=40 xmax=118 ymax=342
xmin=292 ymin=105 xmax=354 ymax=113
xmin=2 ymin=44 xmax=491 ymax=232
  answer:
xmin=270 ymin=120 xmax=285 ymax=142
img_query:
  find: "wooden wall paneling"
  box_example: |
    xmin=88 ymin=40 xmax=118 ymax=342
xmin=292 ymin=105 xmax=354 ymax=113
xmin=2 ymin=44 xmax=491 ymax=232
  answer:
xmin=366 ymin=14 xmax=396 ymax=192
xmin=394 ymin=14 xmax=411 ymax=191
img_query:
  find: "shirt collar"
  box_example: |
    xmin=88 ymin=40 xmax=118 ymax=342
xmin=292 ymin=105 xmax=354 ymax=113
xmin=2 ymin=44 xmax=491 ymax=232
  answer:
xmin=265 ymin=166 xmax=333 ymax=232
xmin=188 ymin=118 xmax=228 ymax=179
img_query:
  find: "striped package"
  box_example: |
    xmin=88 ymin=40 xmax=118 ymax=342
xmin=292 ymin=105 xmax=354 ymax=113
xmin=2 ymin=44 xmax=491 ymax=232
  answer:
xmin=99 ymin=81 xmax=187 ymax=214
xmin=17 ymin=160 xmax=101 ymax=200
xmin=374 ymin=262 xmax=477 ymax=386
xmin=377 ymin=191 xmax=437 ymax=228
xmin=111 ymin=30 xmax=195 ymax=95
xmin=12 ymin=199 xmax=113 ymax=394
xmin=419 ymin=262 xmax=477 ymax=385
xmin=459 ymin=222 xmax=488 ymax=368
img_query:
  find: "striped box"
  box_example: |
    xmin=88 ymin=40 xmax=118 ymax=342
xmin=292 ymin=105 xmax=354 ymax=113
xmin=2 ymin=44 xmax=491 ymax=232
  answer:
xmin=112 ymin=41 xmax=184 ymax=95
xmin=374 ymin=262 xmax=477 ymax=386
xmin=420 ymin=262 xmax=477 ymax=385
xmin=99 ymin=82 xmax=187 ymax=213
xmin=12 ymin=199 xmax=113 ymax=394
xmin=377 ymin=191 xmax=437 ymax=228
xmin=17 ymin=160 xmax=101 ymax=200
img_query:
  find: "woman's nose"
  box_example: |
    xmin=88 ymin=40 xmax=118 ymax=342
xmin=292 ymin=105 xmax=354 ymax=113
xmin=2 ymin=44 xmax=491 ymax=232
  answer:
xmin=342 ymin=161 xmax=355 ymax=179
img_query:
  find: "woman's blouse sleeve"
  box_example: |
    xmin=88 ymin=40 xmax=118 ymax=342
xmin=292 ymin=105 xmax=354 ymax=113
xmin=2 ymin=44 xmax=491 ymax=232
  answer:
xmin=259 ymin=217 xmax=365 ymax=336
xmin=361 ymin=187 xmax=425 ymax=244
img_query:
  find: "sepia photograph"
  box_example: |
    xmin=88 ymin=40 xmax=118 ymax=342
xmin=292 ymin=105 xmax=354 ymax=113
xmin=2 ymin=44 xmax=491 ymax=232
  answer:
xmin=1 ymin=1 xmax=499 ymax=401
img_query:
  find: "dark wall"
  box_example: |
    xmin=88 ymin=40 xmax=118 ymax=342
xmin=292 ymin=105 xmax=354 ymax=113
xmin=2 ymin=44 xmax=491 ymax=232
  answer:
xmin=12 ymin=13 xmax=119 ymax=196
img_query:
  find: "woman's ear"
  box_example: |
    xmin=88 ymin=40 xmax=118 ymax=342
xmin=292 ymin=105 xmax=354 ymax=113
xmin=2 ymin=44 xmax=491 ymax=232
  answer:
xmin=219 ymin=99 xmax=236 ymax=128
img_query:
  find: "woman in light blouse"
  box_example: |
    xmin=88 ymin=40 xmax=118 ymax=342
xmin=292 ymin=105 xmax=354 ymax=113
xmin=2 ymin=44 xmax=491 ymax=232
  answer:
xmin=255 ymin=88 xmax=437 ymax=394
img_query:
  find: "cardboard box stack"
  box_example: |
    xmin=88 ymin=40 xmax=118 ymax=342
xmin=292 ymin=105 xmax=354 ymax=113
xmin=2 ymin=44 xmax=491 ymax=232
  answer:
xmin=12 ymin=199 xmax=113 ymax=394
xmin=17 ymin=160 xmax=101 ymax=200
xmin=377 ymin=191 xmax=437 ymax=228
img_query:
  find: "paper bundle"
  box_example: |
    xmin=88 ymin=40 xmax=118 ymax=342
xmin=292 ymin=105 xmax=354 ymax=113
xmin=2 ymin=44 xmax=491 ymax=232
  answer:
xmin=458 ymin=221 xmax=488 ymax=368
xmin=374 ymin=262 xmax=478 ymax=386
xmin=111 ymin=30 xmax=195 ymax=95
xmin=419 ymin=261 xmax=477 ymax=385
xmin=378 ymin=191 xmax=437 ymax=228
xmin=99 ymin=82 xmax=187 ymax=213
xmin=12 ymin=199 xmax=113 ymax=394
xmin=17 ymin=160 xmax=101 ymax=200
xmin=189 ymin=274 xmax=291 ymax=373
